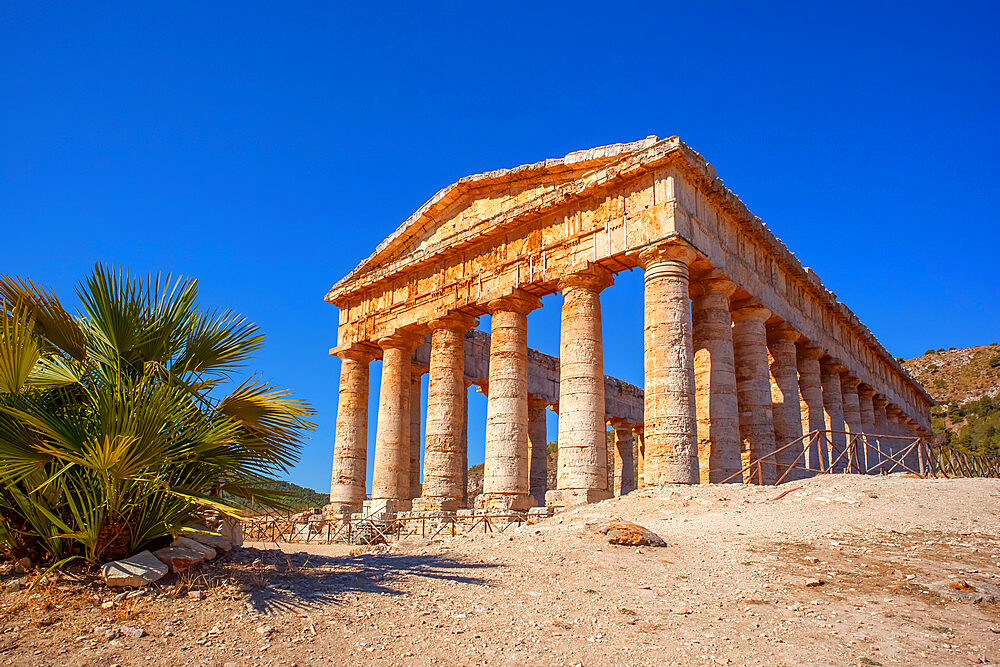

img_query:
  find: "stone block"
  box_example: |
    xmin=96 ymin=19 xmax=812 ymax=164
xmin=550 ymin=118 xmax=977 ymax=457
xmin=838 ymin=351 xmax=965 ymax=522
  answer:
xmin=170 ymin=536 xmax=217 ymax=561
xmin=184 ymin=529 xmax=232 ymax=552
xmin=545 ymin=488 xmax=612 ymax=508
xmin=153 ymin=546 xmax=206 ymax=572
xmin=411 ymin=497 xmax=461 ymax=513
xmin=101 ymin=550 xmax=168 ymax=587
xmin=474 ymin=493 xmax=532 ymax=512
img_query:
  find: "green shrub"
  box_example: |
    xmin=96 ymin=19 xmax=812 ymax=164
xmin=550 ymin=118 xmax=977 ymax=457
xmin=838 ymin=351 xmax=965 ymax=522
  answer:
xmin=924 ymin=349 xmax=936 ymax=355
xmin=0 ymin=266 xmax=315 ymax=564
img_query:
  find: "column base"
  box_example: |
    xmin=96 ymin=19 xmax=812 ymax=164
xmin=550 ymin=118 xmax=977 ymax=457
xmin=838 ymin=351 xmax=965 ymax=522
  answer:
xmin=410 ymin=497 xmax=462 ymax=513
xmin=545 ymin=488 xmax=612 ymax=508
xmin=474 ymin=493 xmax=532 ymax=512
xmin=323 ymin=502 xmax=361 ymax=519
xmin=364 ymin=498 xmax=412 ymax=516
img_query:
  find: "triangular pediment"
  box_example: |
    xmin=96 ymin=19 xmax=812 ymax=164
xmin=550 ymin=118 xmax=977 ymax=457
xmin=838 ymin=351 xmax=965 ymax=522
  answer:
xmin=326 ymin=135 xmax=675 ymax=302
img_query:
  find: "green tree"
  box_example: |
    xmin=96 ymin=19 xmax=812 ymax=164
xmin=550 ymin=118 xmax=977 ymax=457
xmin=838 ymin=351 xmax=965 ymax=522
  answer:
xmin=0 ymin=266 xmax=315 ymax=564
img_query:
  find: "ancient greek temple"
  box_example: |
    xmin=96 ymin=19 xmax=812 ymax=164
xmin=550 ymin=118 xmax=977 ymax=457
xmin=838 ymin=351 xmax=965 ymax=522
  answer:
xmin=325 ymin=136 xmax=933 ymax=516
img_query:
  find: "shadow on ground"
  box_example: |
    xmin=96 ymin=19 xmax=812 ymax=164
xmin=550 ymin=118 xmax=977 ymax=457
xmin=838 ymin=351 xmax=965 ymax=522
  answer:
xmin=228 ymin=548 xmax=497 ymax=614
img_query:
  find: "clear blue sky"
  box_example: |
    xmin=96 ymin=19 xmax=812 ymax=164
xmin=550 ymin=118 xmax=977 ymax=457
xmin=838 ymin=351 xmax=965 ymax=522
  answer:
xmin=3 ymin=2 xmax=998 ymax=494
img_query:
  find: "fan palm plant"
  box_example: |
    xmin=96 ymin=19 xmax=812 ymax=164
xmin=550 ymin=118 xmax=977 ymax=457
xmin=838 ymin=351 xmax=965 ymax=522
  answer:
xmin=0 ymin=265 xmax=315 ymax=564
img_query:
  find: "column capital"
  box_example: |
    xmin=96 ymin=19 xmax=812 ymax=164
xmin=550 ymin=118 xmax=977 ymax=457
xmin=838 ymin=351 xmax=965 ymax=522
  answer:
xmin=557 ymin=263 xmax=614 ymax=293
xmin=858 ymin=385 xmax=876 ymax=399
xmin=885 ymin=404 xmax=903 ymax=418
xmin=378 ymin=330 xmax=424 ymax=351
xmin=766 ymin=321 xmax=800 ymax=344
xmin=637 ymin=238 xmax=700 ymax=269
xmin=486 ymin=289 xmax=542 ymax=316
xmin=819 ymin=357 xmax=846 ymax=374
xmin=332 ymin=342 xmax=378 ymax=363
xmin=689 ymin=273 xmax=737 ymax=299
xmin=872 ymin=395 xmax=888 ymax=409
xmin=840 ymin=374 xmax=861 ymax=391
xmin=730 ymin=303 xmax=771 ymax=322
xmin=795 ymin=341 xmax=824 ymax=361
xmin=428 ymin=311 xmax=479 ymax=333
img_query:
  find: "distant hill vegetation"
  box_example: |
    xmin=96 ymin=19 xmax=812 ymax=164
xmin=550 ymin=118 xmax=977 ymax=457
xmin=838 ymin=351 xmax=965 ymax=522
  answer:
xmin=903 ymin=343 xmax=1000 ymax=457
xmin=226 ymin=480 xmax=329 ymax=513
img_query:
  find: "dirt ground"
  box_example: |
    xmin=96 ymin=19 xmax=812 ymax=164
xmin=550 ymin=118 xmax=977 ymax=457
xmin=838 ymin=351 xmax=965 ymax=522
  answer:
xmin=2 ymin=474 xmax=999 ymax=666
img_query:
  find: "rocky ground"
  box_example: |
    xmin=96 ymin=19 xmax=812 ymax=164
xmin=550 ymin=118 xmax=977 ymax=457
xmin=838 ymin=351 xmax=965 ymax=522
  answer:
xmin=2 ymin=474 xmax=999 ymax=666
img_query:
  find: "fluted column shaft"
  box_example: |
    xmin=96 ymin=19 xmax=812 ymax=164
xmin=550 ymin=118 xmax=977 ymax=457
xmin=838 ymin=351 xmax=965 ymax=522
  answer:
xmin=858 ymin=387 xmax=876 ymax=473
xmin=635 ymin=428 xmax=645 ymax=488
xmin=409 ymin=371 xmax=423 ymax=500
xmin=553 ymin=265 xmax=614 ymax=505
xmin=767 ymin=324 xmax=804 ymax=480
xmin=416 ymin=314 xmax=476 ymax=511
xmin=372 ymin=333 xmax=422 ymax=506
xmin=329 ymin=349 xmax=374 ymax=511
xmin=796 ymin=343 xmax=825 ymax=472
xmin=612 ymin=426 xmax=636 ymax=496
xmin=461 ymin=382 xmax=470 ymax=507
xmin=527 ymin=398 xmax=548 ymax=507
xmin=691 ymin=276 xmax=741 ymax=483
xmin=873 ymin=397 xmax=889 ymax=473
xmin=477 ymin=291 xmax=541 ymax=511
xmin=841 ymin=375 xmax=862 ymax=471
xmin=820 ymin=359 xmax=847 ymax=471
xmin=640 ymin=242 xmax=699 ymax=485
xmin=841 ymin=376 xmax=863 ymax=437
xmin=731 ymin=304 xmax=777 ymax=484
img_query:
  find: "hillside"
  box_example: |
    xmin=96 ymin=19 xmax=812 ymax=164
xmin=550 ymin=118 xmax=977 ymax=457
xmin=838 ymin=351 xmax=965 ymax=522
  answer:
xmin=225 ymin=480 xmax=329 ymax=513
xmin=903 ymin=343 xmax=1000 ymax=404
xmin=904 ymin=343 xmax=1000 ymax=457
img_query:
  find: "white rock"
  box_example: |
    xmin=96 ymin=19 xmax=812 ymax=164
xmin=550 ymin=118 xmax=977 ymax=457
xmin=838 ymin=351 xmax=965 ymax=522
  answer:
xmin=170 ymin=536 xmax=217 ymax=561
xmin=184 ymin=528 xmax=232 ymax=552
xmin=100 ymin=551 xmax=168 ymax=587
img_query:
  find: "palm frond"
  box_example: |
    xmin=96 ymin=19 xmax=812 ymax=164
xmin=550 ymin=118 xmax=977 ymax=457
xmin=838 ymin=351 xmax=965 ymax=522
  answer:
xmin=0 ymin=305 xmax=41 ymax=394
xmin=0 ymin=276 xmax=87 ymax=360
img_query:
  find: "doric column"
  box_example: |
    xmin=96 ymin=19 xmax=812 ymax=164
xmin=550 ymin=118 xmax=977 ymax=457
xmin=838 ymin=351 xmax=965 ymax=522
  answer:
xmin=873 ymin=396 xmax=889 ymax=473
xmin=462 ymin=381 xmax=471 ymax=507
xmin=840 ymin=374 xmax=863 ymax=472
xmin=819 ymin=358 xmax=847 ymax=471
xmin=414 ymin=313 xmax=477 ymax=512
xmin=690 ymin=275 xmax=741 ymax=483
xmin=527 ymin=397 xmax=548 ymax=507
xmin=858 ymin=386 xmax=876 ymax=473
xmin=884 ymin=405 xmax=904 ymax=468
xmin=476 ymin=290 xmax=541 ymax=511
xmin=549 ymin=265 xmax=614 ymax=507
xmin=328 ymin=346 xmax=375 ymax=513
xmin=409 ymin=370 xmax=424 ymax=500
xmin=795 ymin=342 xmax=825 ymax=472
xmin=635 ymin=426 xmax=645 ymax=488
xmin=371 ymin=332 xmax=423 ymax=510
xmin=767 ymin=323 xmax=804 ymax=481
xmin=612 ymin=425 xmax=636 ymax=496
xmin=901 ymin=415 xmax=920 ymax=470
xmin=639 ymin=241 xmax=699 ymax=485
xmin=731 ymin=303 xmax=777 ymax=484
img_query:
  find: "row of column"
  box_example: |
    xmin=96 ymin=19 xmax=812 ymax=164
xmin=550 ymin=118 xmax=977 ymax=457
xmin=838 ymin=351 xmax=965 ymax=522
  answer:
xmin=330 ymin=239 xmax=929 ymax=513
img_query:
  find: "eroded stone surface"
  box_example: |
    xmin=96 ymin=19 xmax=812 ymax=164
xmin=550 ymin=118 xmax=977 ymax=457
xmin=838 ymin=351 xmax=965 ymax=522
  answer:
xmin=101 ymin=550 xmax=168 ymax=587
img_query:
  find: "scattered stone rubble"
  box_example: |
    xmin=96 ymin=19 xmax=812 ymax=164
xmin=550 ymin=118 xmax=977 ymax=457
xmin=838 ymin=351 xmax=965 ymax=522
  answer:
xmin=101 ymin=516 xmax=244 ymax=585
